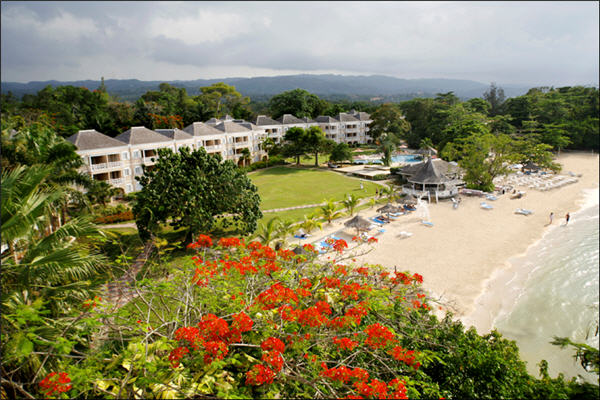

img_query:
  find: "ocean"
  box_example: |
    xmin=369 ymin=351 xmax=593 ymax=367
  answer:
xmin=492 ymin=188 xmax=599 ymax=382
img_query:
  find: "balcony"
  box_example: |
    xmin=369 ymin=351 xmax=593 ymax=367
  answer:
xmin=204 ymin=144 xmax=223 ymax=151
xmin=234 ymin=141 xmax=250 ymax=148
xmin=91 ymin=163 xmax=107 ymax=171
xmin=110 ymin=178 xmax=124 ymax=185
xmin=108 ymin=161 xmax=122 ymax=168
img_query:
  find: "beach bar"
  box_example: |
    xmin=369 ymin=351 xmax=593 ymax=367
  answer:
xmin=399 ymin=158 xmax=463 ymax=202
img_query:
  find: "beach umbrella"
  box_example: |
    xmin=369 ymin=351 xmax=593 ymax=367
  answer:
xmin=292 ymin=246 xmax=309 ymax=255
xmin=401 ymin=195 xmax=418 ymax=206
xmin=377 ymin=203 xmax=400 ymax=220
xmin=344 ymin=214 xmax=371 ymax=235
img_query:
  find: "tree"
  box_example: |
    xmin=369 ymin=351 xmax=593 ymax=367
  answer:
xmin=302 ymin=126 xmax=334 ymax=167
xmin=240 ymin=148 xmax=252 ymax=167
xmin=378 ymin=132 xmax=400 ymax=167
xmin=329 ymin=142 xmax=353 ymax=163
xmin=319 ymin=198 xmax=345 ymax=224
xmin=133 ymin=147 xmax=262 ymax=240
xmin=342 ymin=193 xmax=360 ymax=216
xmin=483 ymin=82 xmax=506 ymax=116
xmin=464 ymin=98 xmax=491 ymax=115
xmin=368 ymin=103 xmax=410 ymax=142
xmin=197 ymin=83 xmax=250 ymax=119
xmin=254 ymin=217 xmax=281 ymax=247
xmin=268 ymin=89 xmax=326 ymax=119
xmin=442 ymin=133 xmax=520 ymax=192
xmin=300 ymin=214 xmax=323 ymax=234
xmin=282 ymin=127 xmax=307 ymax=165
xmin=86 ymin=180 xmax=121 ymax=207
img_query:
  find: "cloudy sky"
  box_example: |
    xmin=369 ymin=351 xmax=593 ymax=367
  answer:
xmin=1 ymin=1 xmax=598 ymax=86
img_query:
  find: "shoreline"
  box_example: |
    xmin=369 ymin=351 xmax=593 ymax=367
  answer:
xmin=307 ymin=151 xmax=599 ymax=332
xmin=461 ymin=185 xmax=599 ymax=334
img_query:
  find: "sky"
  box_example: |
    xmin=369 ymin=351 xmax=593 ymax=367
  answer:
xmin=1 ymin=1 xmax=598 ymax=86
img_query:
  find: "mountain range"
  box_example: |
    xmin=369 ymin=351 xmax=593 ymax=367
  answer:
xmin=1 ymin=74 xmax=535 ymax=102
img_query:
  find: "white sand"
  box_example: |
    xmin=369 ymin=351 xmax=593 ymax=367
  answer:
xmin=304 ymin=152 xmax=599 ymax=332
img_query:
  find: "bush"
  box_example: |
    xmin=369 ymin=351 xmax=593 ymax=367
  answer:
xmin=30 ymin=235 xmax=592 ymax=399
xmin=94 ymin=210 xmax=134 ymax=224
xmin=244 ymin=156 xmax=287 ymax=172
xmin=371 ymin=174 xmax=390 ymax=181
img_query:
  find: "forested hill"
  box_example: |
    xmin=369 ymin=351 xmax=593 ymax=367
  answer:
xmin=1 ymin=74 xmax=533 ymax=101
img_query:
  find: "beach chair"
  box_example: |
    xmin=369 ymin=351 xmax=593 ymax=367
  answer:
xmin=370 ymin=217 xmax=386 ymax=225
xmin=515 ymin=208 xmax=533 ymax=216
xmin=421 ymin=221 xmax=434 ymax=227
xmin=398 ymin=231 xmax=413 ymax=239
xmin=480 ymin=202 xmax=493 ymax=210
xmin=486 ymin=194 xmax=498 ymax=201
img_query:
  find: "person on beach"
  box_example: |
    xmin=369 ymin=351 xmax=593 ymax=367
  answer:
xmin=360 ymin=183 xmax=364 ymax=191
xmin=549 ymin=212 xmax=554 ymax=225
xmin=565 ymin=213 xmax=570 ymax=225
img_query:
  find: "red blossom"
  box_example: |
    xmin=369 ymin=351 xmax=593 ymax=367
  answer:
xmin=261 ymin=337 xmax=285 ymax=353
xmin=39 ymin=372 xmax=72 ymax=397
xmin=245 ymin=364 xmax=276 ymax=386
xmin=363 ymin=323 xmax=395 ymax=350
xmin=262 ymin=350 xmax=284 ymax=372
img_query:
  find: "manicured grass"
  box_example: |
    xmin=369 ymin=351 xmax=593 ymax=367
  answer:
xmin=249 ymin=166 xmax=380 ymax=210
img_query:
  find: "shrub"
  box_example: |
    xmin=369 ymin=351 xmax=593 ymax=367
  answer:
xmin=94 ymin=210 xmax=134 ymax=224
xmin=34 ymin=235 xmax=592 ymax=399
xmin=371 ymin=174 xmax=390 ymax=181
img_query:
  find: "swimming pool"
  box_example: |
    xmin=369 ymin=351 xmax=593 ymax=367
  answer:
xmin=352 ymin=154 xmax=422 ymax=164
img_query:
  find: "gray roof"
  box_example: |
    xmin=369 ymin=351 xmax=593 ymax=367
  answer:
xmin=155 ymin=128 xmax=193 ymax=141
xmin=315 ymin=116 xmax=340 ymax=123
xmin=68 ymin=129 xmax=127 ymax=151
xmin=221 ymin=114 xmax=234 ymax=121
xmin=205 ymin=118 xmax=220 ymax=125
xmin=238 ymin=122 xmax=260 ymax=131
xmin=277 ymin=114 xmax=305 ymax=124
xmin=337 ymin=113 xmax=360 ymax=122
xmin=352 ymin=111 xmax=371 ymax=121
xmin=255 ymin=115 xmax=281 ymax=126
xmin=408 ymin=158 xmax=454 ymax=184
xmin=214 ymin=121 xmax=251 ymax=133
xmin=115 ymin=126 xmax=173 ymax=145
xmin=183 ymin=122 xmax=224 ymax=136
xmin=300 ymin=117 xmax=316 ymax=123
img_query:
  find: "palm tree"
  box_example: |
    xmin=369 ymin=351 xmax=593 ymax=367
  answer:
xmin=300 ymin=214 xmax=323 ymax=235
xmin=319 ymin=198 xmax=345 ymax=224
xmin=255 ymin=217 xmax=281 ymax=247
xmin=1 ymin=165 xmax=106 ymax=391
xmin=274 ymin=219 xmax=296 ymax=249
xmin=380 ymin=186 xmax=397 ymax=202
xmin=86 ymin=180 xmax=121 ymax=207
xmin=342 ymin=193 xmax=360 ymax=216
xmin=1 ymin=165 xmax=106 ymax=308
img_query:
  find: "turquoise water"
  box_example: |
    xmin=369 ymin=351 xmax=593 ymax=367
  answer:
xmin=494 ymin=189 xmax=599 ymax=382
xmin=352 ymin=154 xmax=422 ymax=164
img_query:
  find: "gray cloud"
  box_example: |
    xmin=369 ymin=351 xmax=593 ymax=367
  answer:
xmin=1 ymin=1 xmax=598 ymax=86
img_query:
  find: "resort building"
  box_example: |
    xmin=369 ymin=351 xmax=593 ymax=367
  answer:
xmin=397 ymin=157 xmax=464 ymax=202
xmin=68 ymin=111 xmax=373 ymax=193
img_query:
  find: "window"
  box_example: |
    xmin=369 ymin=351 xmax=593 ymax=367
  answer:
xmin=133 ymin=150 xmax=141 ymax=159
xmin=134 ymin=166 xmax=143 ymax=175
xmin=122 ymin=151 xmax=129 ymax=160
xmin=123 ymin=168 xmax=130 ymax=177
xmin=126 ymin=184 xmax=133 ymax=193
xmin=135 ymin=182 xmax=142 ymax=191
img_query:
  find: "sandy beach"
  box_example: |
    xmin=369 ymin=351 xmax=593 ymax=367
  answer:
xmin=306 ymin=152 xmax=599 ymax=333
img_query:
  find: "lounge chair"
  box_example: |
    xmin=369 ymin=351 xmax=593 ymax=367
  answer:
xmin=421 ymin=221 xmax=434 ymax=227
xmin=486 ymin=194 xmax=498 ymax=201
xmin=398 ymin=231 xmax=413 ymax=239
xmin=480 ymin=202 xmax=493 ymax=210
xmin=370 ymin=217 xmax=387 ymax=225
xmin=515 ymin=208 xmax=533 ymax=216
xmin=294 ymin=233 xmax=310 ymax=239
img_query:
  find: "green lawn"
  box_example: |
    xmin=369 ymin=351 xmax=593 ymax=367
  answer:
xmin=249 ymin=166 xmax=380 ymax=210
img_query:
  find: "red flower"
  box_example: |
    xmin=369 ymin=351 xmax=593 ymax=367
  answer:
xmin=245 ymin=364 xmax=276 ymax=386
xmin=203 ymin=340 xmax=228 ymax=364
xmin=188 ymin=234 xmax=213 ymax=248
xmin=231 ymin=312 xmax=253 ymax=333
xmin=218 ymin=237 xmax=242 ymax=248
xmin=262 ymin=350 xmax=284 ymax=372
xmin=412 ymin=273 xmax=423 ymax=283
xmin=261 ymin=337 xmax=285 ymax=353
xmin=333 ymin=239 xmax=348 ymax=253
xmin=367 ymin=236 xmax=378 ymax=243
xmin=168 ymin=346 xmax=189 ymax=368
xmin=333 ymin=336 xmax=359 ymax=351
xmin=363 ymin=323 xmax=395 ymax=350
xmin=39 ymin=372 xmax=72 ymax=396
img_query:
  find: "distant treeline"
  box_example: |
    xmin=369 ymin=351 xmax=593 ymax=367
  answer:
xmin=1 ymin=82 xmax=598 ymax=151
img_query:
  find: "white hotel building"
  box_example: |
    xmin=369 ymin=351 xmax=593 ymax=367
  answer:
xmin=68 ymin=111 xmax=372 ymax=193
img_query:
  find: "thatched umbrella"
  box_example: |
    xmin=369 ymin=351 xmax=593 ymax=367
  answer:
xmin=377 ymin=203 xmax=401 ymax=220
xmin=292 ymin=246 xmax=309 ymax=255
xmin=344 ymin=214 xmax=372 ymax=235
xmin=400 ymin=194 xmax=418 ymax=206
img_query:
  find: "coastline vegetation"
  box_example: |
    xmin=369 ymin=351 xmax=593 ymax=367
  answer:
xmin=1 ymin=82 xmax=599 ymax=398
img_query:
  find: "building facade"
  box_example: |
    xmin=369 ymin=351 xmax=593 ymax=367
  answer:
xmin=68 ymin=111 xmax=372 ymax=193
